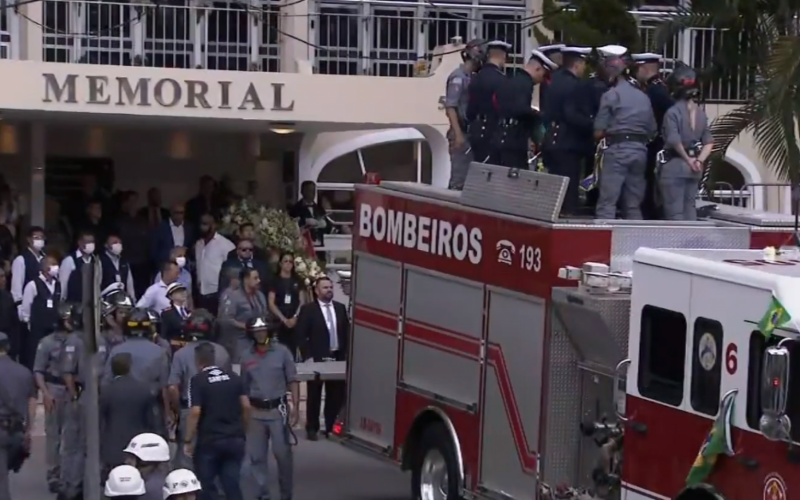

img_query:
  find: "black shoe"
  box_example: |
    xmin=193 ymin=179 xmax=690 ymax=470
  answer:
xmin=306 ymin=430 xmax=318 ymax=441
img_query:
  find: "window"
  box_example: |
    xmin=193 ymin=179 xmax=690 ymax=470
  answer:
xmin=746 ymin=331 xmax=800 ymax=442
xmin=690 ymin=318 xmax=723 ymax=415
xmin=638 ymin=305 xmax=687 ymax=406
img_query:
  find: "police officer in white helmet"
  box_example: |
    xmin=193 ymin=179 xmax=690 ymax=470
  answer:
xmin=122 ymin=432 xmax=171 ymax=500
xmin=105 ymin=465 xmax=146 ymax=499
xmin=162 ymin=469 xmax=202 ymax=500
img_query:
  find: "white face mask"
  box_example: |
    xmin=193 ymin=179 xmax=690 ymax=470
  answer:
xmin=175 ymin=256 xmax=186 ymax=268
xmin=32 ymin=238 xmax=45 ymax=250
xmin=83 ymin=242 xmax=96 ymax=254
xmin=110 ymin=243 xmax=123 ymax=255
xmin=48 ymin=265 xmax=59 ymax=277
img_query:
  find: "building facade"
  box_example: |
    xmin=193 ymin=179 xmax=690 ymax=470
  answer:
xmin=0 ymin=0 xmax=786 ymax=228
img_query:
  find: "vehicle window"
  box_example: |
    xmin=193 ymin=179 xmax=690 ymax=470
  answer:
xmin=746 ymin=330 xmax=800 ymax=442
xmin=690 ymin=318 xmax=723 ymax=415
xmin=638 ymin=305 xmax=687 ymax=406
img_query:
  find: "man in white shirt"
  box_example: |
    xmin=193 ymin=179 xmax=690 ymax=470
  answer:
xmin=59 ymin=230 xmax=96 ymax=303
xmin=136 ymin=260 xmax=179 ymax=313
xmin=194 ymin=214 xmax=234 ymax=316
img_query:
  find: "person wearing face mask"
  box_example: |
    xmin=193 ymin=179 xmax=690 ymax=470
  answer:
xmin=138 ymin=261 xmax=179 ymax=314
xmin=58 ymin=231 xmax=96 ymax=304
xmin=194 ymin=214 xmax=234 ymax=317
xmin=19 ymin=255 xmax=62 ymax=370
xmin=101 ymin=233 xmax=137 ymax=300
xmin=154 ymin=247 xmax=192 ymax=297
xmin=160 ymin=282 xmax=192 ymax=342
xmin=10 ymin=226 xmax=46 ymax=314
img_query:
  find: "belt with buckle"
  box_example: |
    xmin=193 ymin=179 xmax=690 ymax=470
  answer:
xmin=604 ymin=133 xmax=650 ymax=146
xmin=249 ymin=396 xmax=286 ymax=410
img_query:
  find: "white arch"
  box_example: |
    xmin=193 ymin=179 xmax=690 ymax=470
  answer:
xmin=724 ymin=148 xmax=770 ymax=211
xmin=300 ymin=127 xmax=450 ymax=190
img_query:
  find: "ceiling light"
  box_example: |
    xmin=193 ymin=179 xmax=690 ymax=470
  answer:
xmin=270 ymin=127 xmax=295 ymax=135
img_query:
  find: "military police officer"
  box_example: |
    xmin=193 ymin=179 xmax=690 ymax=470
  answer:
xmin=0 ymin=331 xmax=36 ymax=500
xmin=100 ymin=283 xmax=135 ymax=353
xmin=102 ymin=308 xmax=171 ymax=438
xmin=168 ymin=309 xmax=231 ymax=469
xmin=466 ymin=40 xmax=512 ymax=164
xmin=145 ymin=309 xmax=171 ymax=361
xmin=593 ymin=54 xmax=657 ymax=219
xmin=59 ymin=304 xmax=87 ymax=500
xmin=445 ymin=38 xmax=485 ymax=190
xmin=241 ymin=316 xmax=299 ymax=500
xmin=33 ymin=302 xmax=75 ymax=492
xmin=633 ymin=52 xmax=675 ymax=219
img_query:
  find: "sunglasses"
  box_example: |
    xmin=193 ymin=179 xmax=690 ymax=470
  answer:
xmin=239 ymin=248 xmax=253 ymax=252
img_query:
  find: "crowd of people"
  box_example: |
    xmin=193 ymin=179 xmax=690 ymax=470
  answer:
xmin=445 ymin=40 xmax=713 ymax=221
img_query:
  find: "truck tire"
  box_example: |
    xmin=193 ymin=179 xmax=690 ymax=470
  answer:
xmin=411 ymin=422 xmax=463 ymax=500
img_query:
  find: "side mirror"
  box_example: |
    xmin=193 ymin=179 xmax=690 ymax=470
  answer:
xmin=613 ymin=359 xmax=631 ymax=422
xmin=759 ymin=340 xmax=792 ymax=441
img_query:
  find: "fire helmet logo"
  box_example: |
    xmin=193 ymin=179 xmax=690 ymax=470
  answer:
xmin=763 ymin=473 xmax=787 ymax=500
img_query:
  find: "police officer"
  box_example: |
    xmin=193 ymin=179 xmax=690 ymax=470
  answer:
xmin=101 ymin=283 xmax=135 ymax=353
xmin=219 ymin=267 xmax=267 ymax=364
xmin=20 ymin=255 xmax=62 ymax=370
xmin=466 ymin=40 xmax=512 ymax=164
xmin=59 ymin=304 xmax=87 ymax=500
xmin=445 ymin=38 xmax=485 ymax=190
xmin=536 ymin=44 xmax=564 ymax=104
xmin=145 ymin=309 xmax=171 ymax=361
xmin=168 ymin=310 xmax=231 ymax=469
xmin=593 ymin=54 xmax=657 ymax=220
xmin=241 ymin=316 xmax=299 ymax=500
xmin=34 ymin=302 xmax=75 ymax=492
xmin=541 ymin=46 xmax=595 ymax=215
xmin=102 ymin=308 xmax=171 ymax=438
xmin=217 ymin=266 xmax=242 ymax=361
xmin=493 ymin=49 xmax=557 ymax=169
xmin=633 ymin=52 xmax=675 ymax=219
xmin=0 ymin=331 xmax=36 ymax=500
xmin=659 ymin=65 xmax=714 ymax=220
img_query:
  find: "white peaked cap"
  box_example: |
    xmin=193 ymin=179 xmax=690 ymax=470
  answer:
xmin=538 ymin=43 xmax=565 ymax=54
xmin=561 ymin=46 xmax=592 ymax=57
xmin=632 ymin=52 xmax=663 ymax=63
xmin=598 ymin=44 xmax=628 ymax=57
xmin=486 ymin=40 xmax=512 ymax=50
xmin=529 ymin=49 xmax=558 ymax=70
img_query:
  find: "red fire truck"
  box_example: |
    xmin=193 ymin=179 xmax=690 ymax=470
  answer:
xmin=340 ymin=165 xmax=799 ymax=500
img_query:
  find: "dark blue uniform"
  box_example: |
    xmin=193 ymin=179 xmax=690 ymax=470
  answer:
xmin=541 ymin=69 xmax=595 ymax=214
xmin=466 ymin=62 xmax=507 ymax=163
xmin=493 ymin=71 xmax=541 ymax=169
xmin=643 ymin=75 xmax=675 ymax=219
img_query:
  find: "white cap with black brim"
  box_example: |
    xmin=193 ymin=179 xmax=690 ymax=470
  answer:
xmin=632 ymin=52 xmax=663 ymax=64
xmin=597 ymin=44 xmax=628 ymax=57
xmin=529 ymin=49 xmax=558 ymax=70
xmin=486 ymin=40 xmax=512 ymax=52
xmin=561 ymin=46 xmax=592 ymax=59
xmin=538 ymin=43 xmax=565 ymax=55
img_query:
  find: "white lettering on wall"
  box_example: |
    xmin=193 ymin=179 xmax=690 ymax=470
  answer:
xmin=359 ymin=203 xmax=483 ymax=264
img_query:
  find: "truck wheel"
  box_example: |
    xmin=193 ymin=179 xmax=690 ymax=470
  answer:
xmin=411 ymin=422 xmax=463 ymax=500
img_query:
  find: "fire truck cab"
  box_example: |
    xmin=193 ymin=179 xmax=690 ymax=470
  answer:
xmin=341 ymin=165 xmax=799 ymax=500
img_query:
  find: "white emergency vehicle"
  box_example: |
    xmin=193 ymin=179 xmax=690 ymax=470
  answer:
xmin=338 ymin=165 xmax=800 ymax=500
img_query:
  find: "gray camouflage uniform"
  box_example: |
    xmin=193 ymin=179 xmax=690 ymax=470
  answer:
xmin=594 ymin=79 xmax=657 ymax=220
xmin=241 ymin=343 xmax=297 ymax=500
xmin=659 ymin=100 xmax=713 ymax=220
xmin=445 ymin=64 xmax=475 ymax=190
xmin=168 ymin=340 xmax=230 ymax=469
xmin=59 ymin=333 xmax=87 ymax=499
xmin=33 ymin=331 xmax=70 ymax=488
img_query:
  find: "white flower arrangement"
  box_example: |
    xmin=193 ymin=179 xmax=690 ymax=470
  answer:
xmin=221 ymin=200 xmax=326 ymax=285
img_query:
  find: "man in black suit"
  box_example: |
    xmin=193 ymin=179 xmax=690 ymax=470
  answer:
xmin=218 ymin=239 xmax=270 ymax=296
xmin=288 ymin=181 xmax=331 ymax=262
xmin=150 ymin=203 xmax=195 ymax=268
xmin=99 ymin=352 xmax=156 ymax=474
xmin=296 ymin=276 xmax=349 ymax=440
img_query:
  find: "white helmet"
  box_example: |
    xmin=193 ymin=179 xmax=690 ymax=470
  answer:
xmin=163 ymin=468 xmax=202 ymax=499
xmin=123 ymin=433 xmax=171 ymax=463
xmin=104 ymin=465 xmax=146 ymax=497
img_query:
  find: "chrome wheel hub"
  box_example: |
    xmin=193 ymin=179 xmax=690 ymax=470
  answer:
xmin=420 ymin=449 xmax=449 ymax=500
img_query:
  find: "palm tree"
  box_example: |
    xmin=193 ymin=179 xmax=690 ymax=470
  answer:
xmin=655 ymin=0 xmax=800 ymax=187
xmin=534 ymin=0 xmax=641 ymax=51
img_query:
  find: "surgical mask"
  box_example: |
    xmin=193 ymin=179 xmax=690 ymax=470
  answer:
xmin=83 ymin=243 xmax=96 ymax=254
xmin=32 ymin=238 xmax=45 ymax=250
xmin=110 ymin=243 xmax=123 ymax=255
xmin=176 ymin=256 xmax=186 ymax=268
xmin=48 ymin=265 xmax=59 ymax=277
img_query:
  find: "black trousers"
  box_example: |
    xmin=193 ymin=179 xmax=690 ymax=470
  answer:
xmin=277 ymin=326 xmax=297 ymax=358
xmin=305 ymin=356 xmax=345 ymax=434
xmin=194 ymin=437 xmax=245 ymax=500
xmin=543 ymin=149 xmax=585 ymax=216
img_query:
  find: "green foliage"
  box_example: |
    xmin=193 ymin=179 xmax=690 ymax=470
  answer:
xmin=535 ymin=0 xmax=641 ymax=50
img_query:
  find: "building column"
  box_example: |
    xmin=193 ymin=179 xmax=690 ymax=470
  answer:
xmin=29 ymin=123 xmax=46 ymax=228
xmin=279 ymin=0 xmax=311 ymax=73
xmin=18 ymin=0 xmax=43 ymax=60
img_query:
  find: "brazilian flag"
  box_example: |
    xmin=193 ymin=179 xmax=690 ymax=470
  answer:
xmin=686 ymin=390 xmax=737 ymax=486
xmin=758 ymin=295 xmax=791 ymax=339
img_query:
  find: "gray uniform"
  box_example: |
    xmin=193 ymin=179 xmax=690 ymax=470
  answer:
xmin=594 ymin=79 xmax=657 ymax=220
xmin=142 ymin=467 xmax=168 ymax=500
xmin=445 ymin=64 xmax=474 ymax=190
xmin=218 ymin=287 xmax=241 ymax=361
xmin=168 ymin=340 xmax=231 ymax=469
xmin=0 ymin=355 xmax=36 ymax=500
xmin=59 ymin=333 xmax=86 ymax=498
xmin=33 ymin=331 xmax=70 ymax=488
xmin=101 ymin=337 xmax=170 ymax=436
xmin=241 ymin=343 xmax=297 ymax=500
xmin=659 ymin=100 xmax=713 ymax=220
xmin=220 ymin=288 xmax=268 ymax=363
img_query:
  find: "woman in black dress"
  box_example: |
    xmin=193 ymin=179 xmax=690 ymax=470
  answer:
xmin=267 ymin=251 xmax=306 ymax=357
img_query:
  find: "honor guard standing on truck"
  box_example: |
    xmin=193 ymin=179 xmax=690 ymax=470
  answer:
xmin=168 ymin=309 xmax=231 ymax=469
xmin=241 ymin=316 xmax=299 ymax=500
xmin=593 ymin=54 xmax=657 ymax=220
xmin=659 ymin=65 xmax=714 ymax=220
xmin=102 ymin=308 xmax=171 ymax=438
xmin=632 ymin=52 xmax=675 ymax=219
xmin=59 ymin=304 xmax=88 ymax=500
xmin=33 ymin=301 xmax=73 ymax=493
xmin=493 ymin=49 xmax=557 ymax=169
xmin=0 ymin=331 xmax=36 ymax=500
xmin=466 ymin=40 xmax=512 ymax=164
xmin=541 ymin=46 xmax=594 ymax=215
xmin=445 ymin=38 xmax=485 ymax=190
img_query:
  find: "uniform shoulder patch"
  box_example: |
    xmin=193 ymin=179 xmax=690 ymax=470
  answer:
xmin=99 ymin=346 xmax=107 ymax=353
xmin=451 ymin=76 xmax=463 ymax=85
xmin=66 ymin=345 xmax=75 ymax=353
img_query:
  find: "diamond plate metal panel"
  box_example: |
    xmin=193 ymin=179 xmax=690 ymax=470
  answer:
xmin=461 ymin=164 xmax=567 ymax=222
xmin=379 ymin=181 xmax=463 ymax=205
xmin=709 ymin=204 xmax=798 ymax=227
xmin=610 ymin=225 xmax=750 ymax=272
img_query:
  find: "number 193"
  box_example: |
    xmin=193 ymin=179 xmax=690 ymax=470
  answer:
xmin=520 ymin=245 xmax=542 ymax=272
